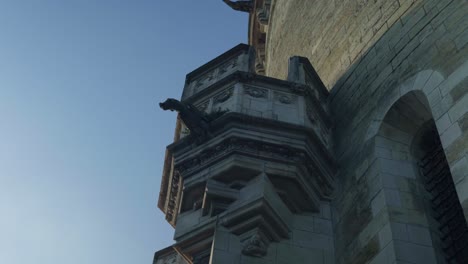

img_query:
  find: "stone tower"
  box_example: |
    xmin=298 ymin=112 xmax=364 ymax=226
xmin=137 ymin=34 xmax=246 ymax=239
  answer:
xmin=155 ymin=44 xmax=336 ymax=263
xmin=154 ymin=0 xmax=468 ymax=263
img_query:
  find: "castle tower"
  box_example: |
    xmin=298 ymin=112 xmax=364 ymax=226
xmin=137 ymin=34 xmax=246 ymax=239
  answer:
xmin=154 ymin=44 xmax=336 ymax=263
xmin=155 ymin=0 xmax=468 ymax=262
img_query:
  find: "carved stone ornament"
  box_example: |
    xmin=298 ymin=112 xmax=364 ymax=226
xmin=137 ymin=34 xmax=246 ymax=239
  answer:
xmin=159 ymin=98 xmax=211 ymax=141
xmin=165 ymin=171 xmax=181 ymax=223
xmin=244 ymin=86 xmax=267 ymax=98
xmin=257 ymin=8 xmax=269 ymax=25
xmin=195 ymin=79 xmax=204 ymax=88
xmin=213 ymin=87 xmax=234 ymax=104
xmin=242 ymin=234 xmax=268 ymax=257
xmin=196 ymin=101 xmax=209 ymax=112
xmin=219 ymin=59 xmax=237 ymax=75
xmin=275 ymin=92 xmax=295 ymax=104
xmin=195 ymin=71 xmax=214 ymax=88
xmin=175 ymin=137 xmax=301 ymax=175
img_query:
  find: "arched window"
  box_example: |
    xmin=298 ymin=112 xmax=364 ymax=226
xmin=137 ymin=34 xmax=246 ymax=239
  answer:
xmin=375 ymin=91 xmax=468 ymax=263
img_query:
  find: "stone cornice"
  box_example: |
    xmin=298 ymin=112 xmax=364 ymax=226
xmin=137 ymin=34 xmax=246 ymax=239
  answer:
xmin=168 ymin=111 xmax=334 ymax=166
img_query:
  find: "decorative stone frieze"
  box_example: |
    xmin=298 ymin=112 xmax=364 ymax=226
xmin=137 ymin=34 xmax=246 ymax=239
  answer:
xmin=274 ymin=91 xmax=295 ymax=104
xmin=213 ymin=86 xmax=234 ymax=104
xmin=244 ymin=86 xmax=267 ymax=98
xmin=181 ymin=44 xmax=255 ymax=100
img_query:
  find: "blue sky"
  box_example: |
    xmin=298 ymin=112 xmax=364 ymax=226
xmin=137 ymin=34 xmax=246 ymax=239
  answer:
xmin=0 ymin=1 xmax=247 ymax=263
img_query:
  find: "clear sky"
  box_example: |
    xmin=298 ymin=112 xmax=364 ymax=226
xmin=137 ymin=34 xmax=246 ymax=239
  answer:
xmin=0 ymin=1 xmax=247 ymax=263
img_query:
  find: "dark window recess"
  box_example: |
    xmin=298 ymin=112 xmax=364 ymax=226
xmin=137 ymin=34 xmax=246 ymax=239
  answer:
xmin=419 ymin=134 xmax=468 ymax=263
xmin=209 ymin=201 xmax=230 ymax=217
xmin=192 ymin=249 xmax=210 ymax=264
xmin=180 ymin=184 xmax=205 ymax=213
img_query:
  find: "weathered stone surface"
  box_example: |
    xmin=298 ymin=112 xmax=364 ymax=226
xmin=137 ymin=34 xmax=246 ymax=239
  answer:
xmin=155 ymin=0 xmax=468 ymax=262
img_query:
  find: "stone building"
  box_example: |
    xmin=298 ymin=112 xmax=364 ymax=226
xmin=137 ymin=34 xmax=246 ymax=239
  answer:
xmin=154 ymin=0 xmax=468 ymax=263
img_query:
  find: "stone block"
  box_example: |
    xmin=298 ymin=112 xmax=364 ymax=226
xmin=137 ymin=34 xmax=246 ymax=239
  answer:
xmin=422 ymin=71 xmax=444 ymax=95
xmin=320 ymin=202 xmax=332 ymax=220
xmin=212 ymin=251 xmax=240 ymax=264
xmin=314 ymin=218 xmax=333 ymax=235
xmin=390 ymin=150 xmax=410 ymax=161
xmin=399 ymin=191 xmax=424 ymax=211
xmin=431 ymin=0 xmax=462 ymax=28
xmin=431 ymin=93 xmax=453 ymax=120
xmin=454 ymin=30 xmax=468 ymax=50
xmin=368 ymin=172 xmax=384 ymax=201
xmin=371 ymin=190 xmax=386 ymax=216
xmin=400 ymin=6 xmax=425 ymax=29
xmin=378 ymin=223 xmax=393 ymax=247
xmin=376 ymin=147 xmax=392 ymax=159
xmin=385 ymin=189 xmax=402 ymax=207
xmin=355 ymin=158 xmax=370 ymax=181
xmin=439 ymin=60 xmax=468 ymax=97
xmin=379 ymin=158 xmax=416 ymax=178
xmin=427 ymin=86 xmax=442 ymax=106
xmin=388 ymin=207 xmax=429 ymax=227
xmin=408 ymin=11 xmax=436 ymax=42
xmin=276 ymin=243 xmax=323 ymax=264
xmin=393 ymin=240 xmax=437 ymax=264
xmin=324 ymin=250 xmax=335 ymax=264
xmin=372 ymin=241 xmax=397 ymax=264
xmin=435 ymin=113 xmax=452 ymax=134
xmin=292 ymin=215 xmax=314 ymax=233
xmin=292 ymin=230 xmax=333 ymax=250
xmin=240 ymin=255 xmax=272 ymax=264
xmin=378 ymin=123 xmax=412 ymax=145
xmin=213 ymin=227 xmax=231 ymax=251
xmin=381 ymin=173 xmax=398 ymax=190
xmin=444 ymin=129 xmax=468 ymax=163
xmin=451 ymin=156 xmax=468 ymax=184
xmin=440 ymin=122 xmax=462 ymax=147
xmin=450 ymin=78 xmax=468 ymax=103
xmin=412 ymin=70 xmax=433 ymax=91
xmin=455 ymin=174 xmax=468 ymax=205
xmin=448 ymin=92 xmax=468 ymax=122
xmin=406 ymin=224 xmax=432 ymax=246
xmin=390 ymin=222 xmax=409 ymax=241
xmin=375 ymin=136 xmax=409 ymax=152
xmin=229 ymin=234 xmax=242 ymax=253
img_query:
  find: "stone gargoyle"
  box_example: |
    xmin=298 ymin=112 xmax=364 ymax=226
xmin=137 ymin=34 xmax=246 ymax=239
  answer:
xmin=159 ymin=98 xmax=227 ymax=142
xmin=222 ymin=0 xmax=253 ymax=13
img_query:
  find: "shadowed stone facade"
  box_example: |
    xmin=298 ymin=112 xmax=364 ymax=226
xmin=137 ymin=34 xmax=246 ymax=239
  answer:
xmin=154 ymin=0 xmax=467 ymax=263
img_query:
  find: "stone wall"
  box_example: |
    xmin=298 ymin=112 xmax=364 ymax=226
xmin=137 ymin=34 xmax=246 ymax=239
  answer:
xmin=267 ymin=0 xmax=425 ymax=89
xmin=264 ymin=0 xmax=467 ymax=263
xmin=327 ymin=0 xmax=468 ymax=263
xmin=210 ymin=203 xmax=335 ymax=264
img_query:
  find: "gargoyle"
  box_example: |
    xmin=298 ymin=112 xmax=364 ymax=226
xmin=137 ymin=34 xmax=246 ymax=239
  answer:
xmin=159 ymin=98 xmax=210 ymax=140
xmin=160 ymin=98 xmax=227 ymax=142
xmin=222 ymin=0 xmax=253 ymax=13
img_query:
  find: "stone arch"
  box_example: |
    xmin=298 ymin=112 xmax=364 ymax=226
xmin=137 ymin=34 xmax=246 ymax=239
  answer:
xmin=365 ymin=69 xmax=445 ymax=141
xmin=369 ymin=89 xmax=468 ymax=263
